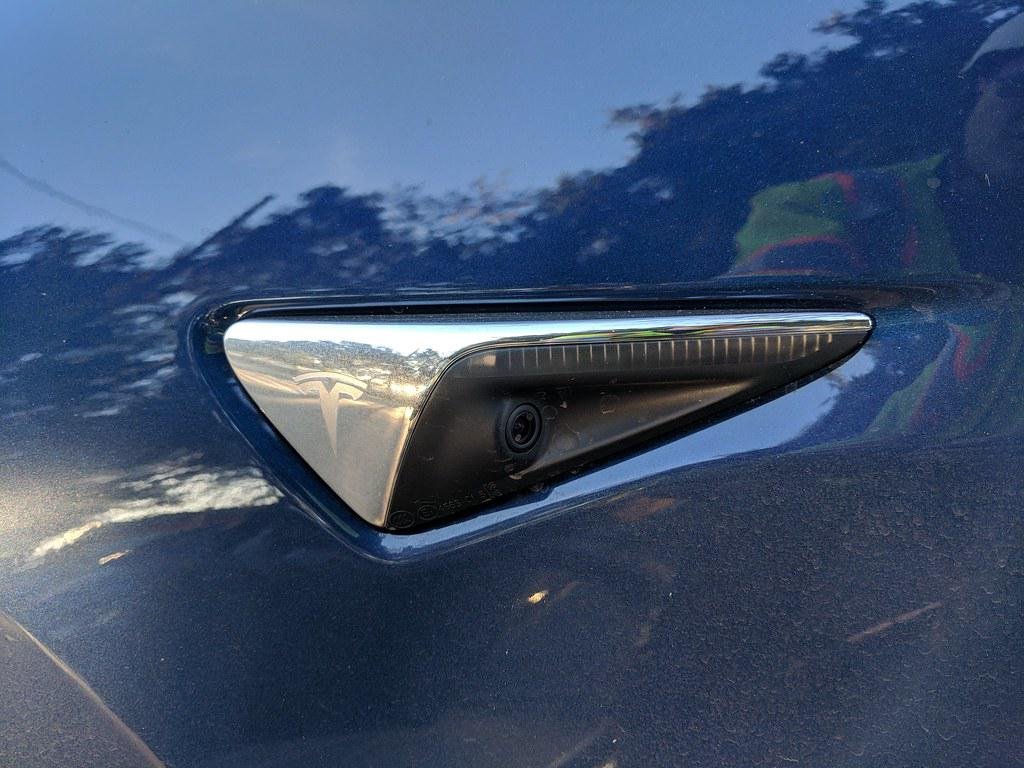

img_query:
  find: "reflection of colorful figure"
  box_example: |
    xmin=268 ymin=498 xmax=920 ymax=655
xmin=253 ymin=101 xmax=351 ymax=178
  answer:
xmin=869 ymin=311 xmax=1024 ymax=437
xmin=731 ymin=15 xmax=1024 ymax=436
xmin=735 ymin=154 xmax=957 ymax=277
xmin=735 ymin=13 xmax=1024 ymax=281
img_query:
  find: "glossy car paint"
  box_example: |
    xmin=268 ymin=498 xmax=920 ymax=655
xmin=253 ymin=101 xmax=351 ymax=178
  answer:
xmin=2 ymin=2 xmax=1023 ymax=766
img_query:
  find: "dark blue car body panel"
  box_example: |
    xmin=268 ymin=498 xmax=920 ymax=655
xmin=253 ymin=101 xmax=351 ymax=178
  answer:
xmin=2 ymin=2 xmax=1023 ymax=765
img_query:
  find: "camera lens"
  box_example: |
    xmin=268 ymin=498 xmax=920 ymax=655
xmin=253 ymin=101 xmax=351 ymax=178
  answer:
xmin=504 ymin=403 xmax=542 ymax=453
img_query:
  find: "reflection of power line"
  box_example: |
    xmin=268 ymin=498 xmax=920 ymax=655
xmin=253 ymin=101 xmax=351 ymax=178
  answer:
xmin=0 ymin=155 xmax=185 ymax=245
xmin=189 ymin=195 xmax=274 ymax=258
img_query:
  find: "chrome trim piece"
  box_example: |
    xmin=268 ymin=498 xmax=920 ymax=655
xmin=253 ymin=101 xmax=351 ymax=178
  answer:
xmin=223 ymin=311 xmax=872 ymax=527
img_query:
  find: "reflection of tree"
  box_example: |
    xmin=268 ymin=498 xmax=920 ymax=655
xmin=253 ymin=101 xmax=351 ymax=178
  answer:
xmin=1 ymin=0 xmax=1017 ymax=432
xmin=4 ymin=11 xmax=1023 ymax=763
xmin=502 ymin=0 xmax=1006 ymax=285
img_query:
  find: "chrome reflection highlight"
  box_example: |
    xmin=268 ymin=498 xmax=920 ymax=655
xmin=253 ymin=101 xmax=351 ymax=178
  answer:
xmin=223 ymin=312 xmax=871 ymax=529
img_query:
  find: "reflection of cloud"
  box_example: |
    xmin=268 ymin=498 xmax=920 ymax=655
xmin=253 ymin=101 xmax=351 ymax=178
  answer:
xmin=764 ymin=347 xmax=877 ymax=443
xmin=131 ymin=249 xmax=178 ymax=271
xmin=98 ymin=550 xmax=130 ymax=565
xmin=82 ymin=406 xmax=124 ymax=418
xmin=232 ymin=138 xmax=289 ymax=168
xmin=159 ymin=291 xmax=197 ymax=311
xmin=31 ymin=464 xmax=282 ymax=559
xmin=383 ymin=184 xmax=536 ymax=248
xmin=824 ymin=346 xmax=876 ymax=384
xmin=327 ymin=134 xmax=366 ymax=188
xmin=0 ymin=251 xmax=33 ymax=266
xmin=3 ymin=405 xmax=56 ymax=420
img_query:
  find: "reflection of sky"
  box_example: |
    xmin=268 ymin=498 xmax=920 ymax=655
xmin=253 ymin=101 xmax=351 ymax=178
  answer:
xmin=4 ymin=1 xmax=859 ymax=245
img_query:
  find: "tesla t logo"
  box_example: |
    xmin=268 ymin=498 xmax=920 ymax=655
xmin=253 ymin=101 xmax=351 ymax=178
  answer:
xmin=293 ymin=372 xmax=366 ymax=456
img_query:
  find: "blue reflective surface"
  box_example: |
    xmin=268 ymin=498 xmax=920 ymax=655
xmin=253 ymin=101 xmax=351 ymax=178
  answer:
xmin=3 ymin=1 xmax=862 ymax=243
xmin=2 ymin=2 xmax=1024 ymax=765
